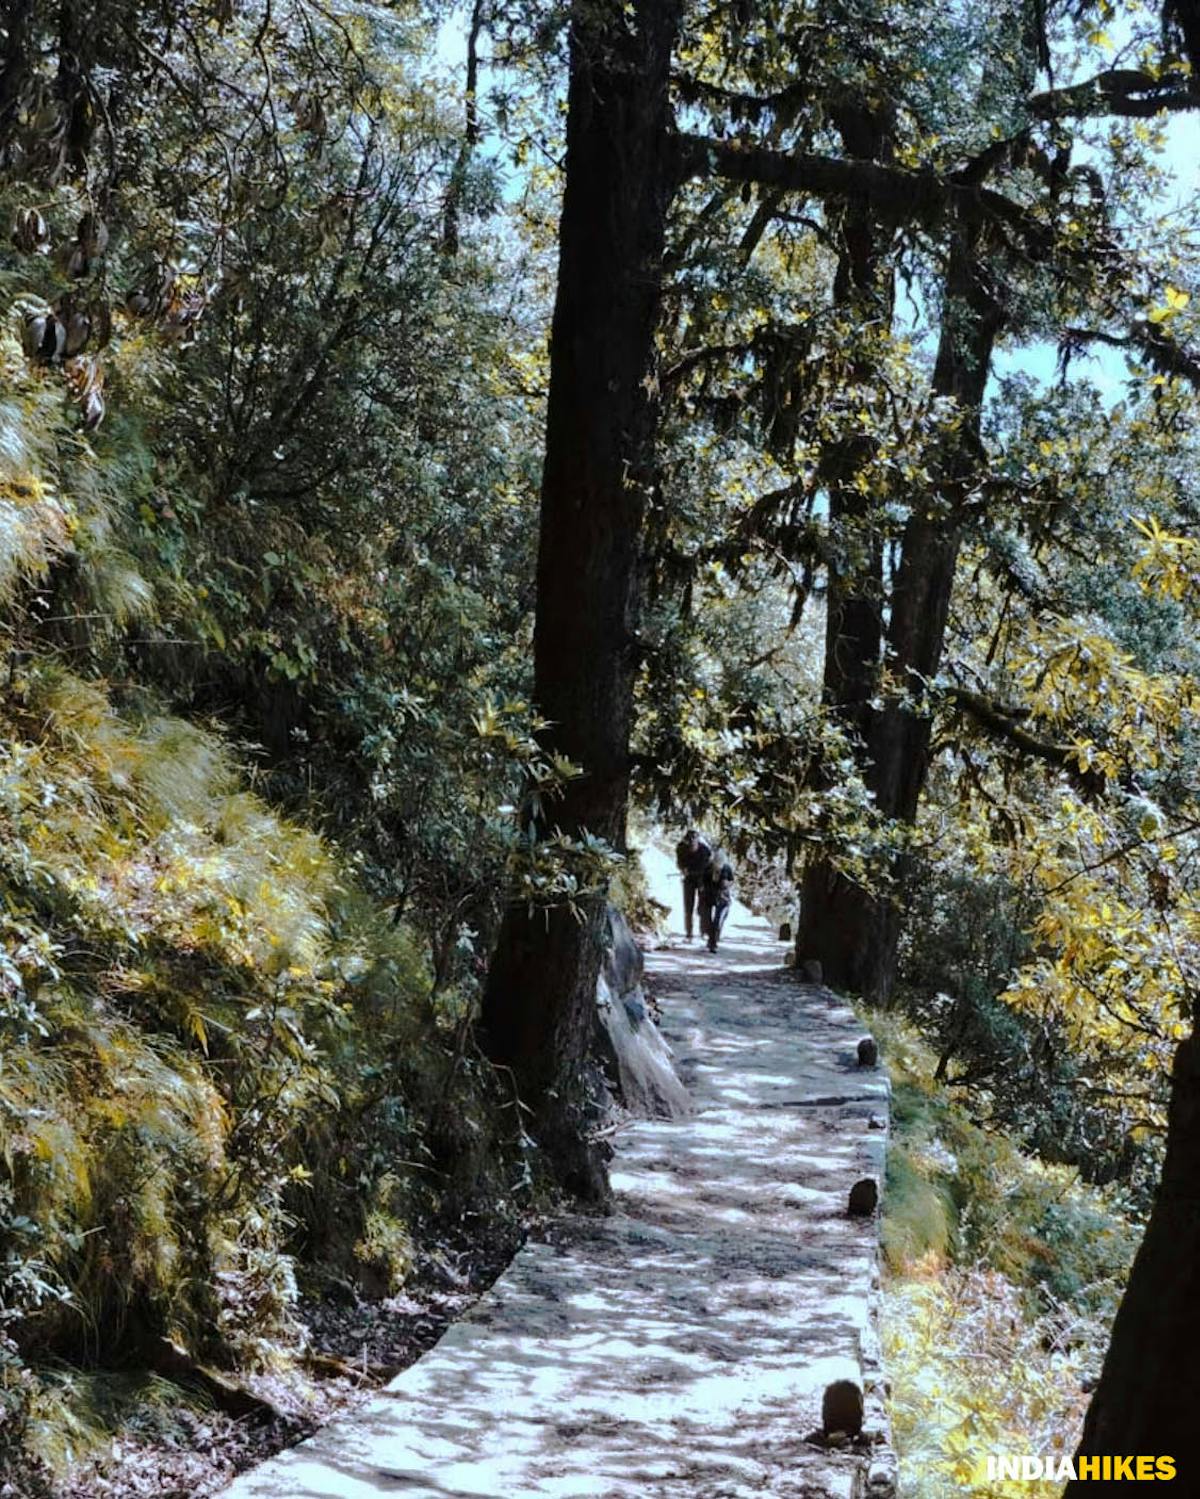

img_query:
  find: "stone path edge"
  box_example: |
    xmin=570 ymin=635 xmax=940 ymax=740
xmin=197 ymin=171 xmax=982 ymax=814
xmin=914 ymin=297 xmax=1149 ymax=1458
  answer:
xmin=216 ymin=861 xmax=900 ymax=1499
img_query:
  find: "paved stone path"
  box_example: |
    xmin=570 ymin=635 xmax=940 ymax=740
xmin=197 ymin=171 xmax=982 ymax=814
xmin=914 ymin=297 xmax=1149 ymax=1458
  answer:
xmin=220 ymin=848 xmax=895 ymax=1499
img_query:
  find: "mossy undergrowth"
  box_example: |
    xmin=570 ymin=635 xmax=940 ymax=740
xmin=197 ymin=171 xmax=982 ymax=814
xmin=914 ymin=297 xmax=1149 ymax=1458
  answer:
xmin=0 ymin=661 xmax=523 ymax=1487
xmin=871 ymin=1012 xmax=1142 ymax=1499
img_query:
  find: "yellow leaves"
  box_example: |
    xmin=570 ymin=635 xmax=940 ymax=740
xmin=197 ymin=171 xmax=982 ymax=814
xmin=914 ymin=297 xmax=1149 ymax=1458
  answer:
xmin=184 ymin=1004 xmax=209 ymax=1054
xmin=472 ymin=701 xmax=500 ymax=738
xmin=1007 ymin=854 xmax=1192 ymax=1064
xmin=990 ymin=768 xmax=1200 ymax=1064
xmin=0 ymin=452 xmax=71 ymax=601
xmin=886 ymin=1265 xmax=1093 ymax=1499
xmin=1131 ymin=514 xmax=1199 ymax=603
xmin=1146 ymin=284 xmax=1190 ymax=324
xmin=1 ymin=667 xmax=342 ymax=984
xmin=1008 ymin=614 xmax=1191 ymax=774
xmin=0 ymin=474 xmax=46 ymax=508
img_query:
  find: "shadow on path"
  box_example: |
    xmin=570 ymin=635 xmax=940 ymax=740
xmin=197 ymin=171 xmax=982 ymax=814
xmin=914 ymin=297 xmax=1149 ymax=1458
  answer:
xmin=218 ymin=847 xmax=894 ymax=1499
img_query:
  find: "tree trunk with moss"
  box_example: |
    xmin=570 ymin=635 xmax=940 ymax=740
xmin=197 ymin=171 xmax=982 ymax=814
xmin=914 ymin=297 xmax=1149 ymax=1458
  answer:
xmin=481 ymin=0 xmax=681 ymax=1200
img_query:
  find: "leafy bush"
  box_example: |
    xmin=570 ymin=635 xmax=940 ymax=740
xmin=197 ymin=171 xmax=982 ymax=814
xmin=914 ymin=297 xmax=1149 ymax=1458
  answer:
xmin=875 ymin=1013 xmax=1141 ymax=1497
xmin=0 ymin=666 xmax=518 ymax=1478
xmin=894 ymin=863 xmax=1162 ymax=1203
xmin=886 ymin=1268 xmax=1091 ymax=1499
xmin=881 ymin=1144 xmax=958 ymax=1270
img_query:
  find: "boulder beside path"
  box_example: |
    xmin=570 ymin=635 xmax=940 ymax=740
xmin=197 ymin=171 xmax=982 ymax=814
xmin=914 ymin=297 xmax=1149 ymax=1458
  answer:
xmin=594 ymin=903 xmax=692 ymax=1120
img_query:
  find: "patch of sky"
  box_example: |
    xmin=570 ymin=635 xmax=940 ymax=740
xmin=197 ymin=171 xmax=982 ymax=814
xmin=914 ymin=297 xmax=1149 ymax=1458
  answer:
xmin=996 ymin=101 xmax=1200 ymax=401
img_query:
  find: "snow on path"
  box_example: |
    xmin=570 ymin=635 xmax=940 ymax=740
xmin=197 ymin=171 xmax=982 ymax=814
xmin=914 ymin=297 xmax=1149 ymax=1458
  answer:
xmin=219 ymin=845 xmax=895 ymax=1499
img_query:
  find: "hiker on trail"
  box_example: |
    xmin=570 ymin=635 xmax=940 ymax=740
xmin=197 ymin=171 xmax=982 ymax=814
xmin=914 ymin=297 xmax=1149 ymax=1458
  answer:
xmin=701 ymin=848 xmax=735 ymax=953
xmin=675 ymin=828 xmax=712 ymax=941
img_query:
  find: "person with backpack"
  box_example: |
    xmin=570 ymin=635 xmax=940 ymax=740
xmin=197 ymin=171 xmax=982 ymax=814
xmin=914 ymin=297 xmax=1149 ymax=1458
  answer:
xmin=701 ymin=848 xmax=735 ymax=953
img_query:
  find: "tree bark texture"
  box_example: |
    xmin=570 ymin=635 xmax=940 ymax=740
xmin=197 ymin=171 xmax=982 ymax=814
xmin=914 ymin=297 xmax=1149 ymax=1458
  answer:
xmin=1064 ymin=1031 xmax=1200 ymax=1493
xmin=799 ymin=222 xmax=1001 ymax=1002
xmin=482 ymin=0 xmax=681 ymax=1200
xmin=795 ymin=106 xmax=896 ymax=1003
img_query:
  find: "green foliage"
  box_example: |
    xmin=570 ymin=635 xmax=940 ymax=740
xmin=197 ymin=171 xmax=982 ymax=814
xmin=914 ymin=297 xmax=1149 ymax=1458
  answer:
xmin=0 ymin=5 xmax=560 ymax=1476
xmin=0 ymin=663 xmax=526 ymax=1478
xmin=3 ymin=0 xmax=1199 ymax=1482
xmin=881 ymin=1144 xmax=958 ymax=1271
xmin=637 ymin=0 xmax=1200 ymax=1224
xmin=610 ymin=826 xmax=667 ymax=934
xmin=876 ymin=1015 xmax=1140 ymax=1287
xmin=877 ymin=1013 xmax=1141 ymax=1497
xmin=0 ymin=0 xmax=552 ymax=988
xmin=24 ymin=1370 xmax=213 ymax=1483
xmin=893 ymin=855 xmax=1162 ymax=1201
xmin=0 ymin=0 xmax=615 ymax=1447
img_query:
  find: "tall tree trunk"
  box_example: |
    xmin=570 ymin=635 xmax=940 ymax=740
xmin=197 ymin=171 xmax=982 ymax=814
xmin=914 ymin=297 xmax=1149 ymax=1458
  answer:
xmin=795 ymin=105 xmax=895 ymax=999
xmin=798 ymin=222 xmax=1001 ymax=1001
xmin=481 ymin=0 xmax=681 ymax=1200
xmin=441 ymin=0 xmax=484 ymax=255
xmin=1064 ymin=1029 xmax=1200 ymax=1492
xmin=797 ymin=1 xmax=1042 ymax=1003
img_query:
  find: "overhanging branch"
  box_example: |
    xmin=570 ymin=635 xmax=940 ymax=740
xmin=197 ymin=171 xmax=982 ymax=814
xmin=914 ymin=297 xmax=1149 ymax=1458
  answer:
xmin=948 ymin=687 xmax=1107 ymax=796
xmin=1062 ymin=320 xmax=1200 ymax=390
xmin=674 ymin=133 xmax=1056 ymax=258
xmin=675 ymin=132 xmax=950 ymax=222
xmin=1029 ymin=67 xmax=1200 ymax=120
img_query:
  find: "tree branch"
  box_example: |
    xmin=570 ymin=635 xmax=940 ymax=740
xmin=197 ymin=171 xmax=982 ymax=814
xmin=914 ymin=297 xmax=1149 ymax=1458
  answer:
xmin=1063 ymin=319 xmax=1200 ymax=390
xmin=674 ymin=133 xmax=1056 ymax=257
xmin=948 ymin=686 xmax=1107 ymax=796
xmin=672 ymin=72 xmax=811 ymax=124
xmin=1029 ymin=67 xmax=1200 ymax=120
xmin=662 ymin=338 xmax=758 ymax=389
xmin=675 ymin=132 xmax=951 ymax=222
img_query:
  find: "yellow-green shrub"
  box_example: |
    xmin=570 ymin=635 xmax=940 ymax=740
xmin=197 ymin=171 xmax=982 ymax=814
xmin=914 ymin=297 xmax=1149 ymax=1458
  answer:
xmin=0 ymin=663 xmax=513 ymax=1474
xmin=871 ymin=1012 xmax=1140 ymax=1498
xmin=885 ymin=1267 xmax=1090 ymax=1499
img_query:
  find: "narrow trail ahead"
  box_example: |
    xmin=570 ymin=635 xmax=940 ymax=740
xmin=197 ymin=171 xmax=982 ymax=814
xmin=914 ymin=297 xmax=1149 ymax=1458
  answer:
xmin=221 ymin=850 xmax=895 ymax=1499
